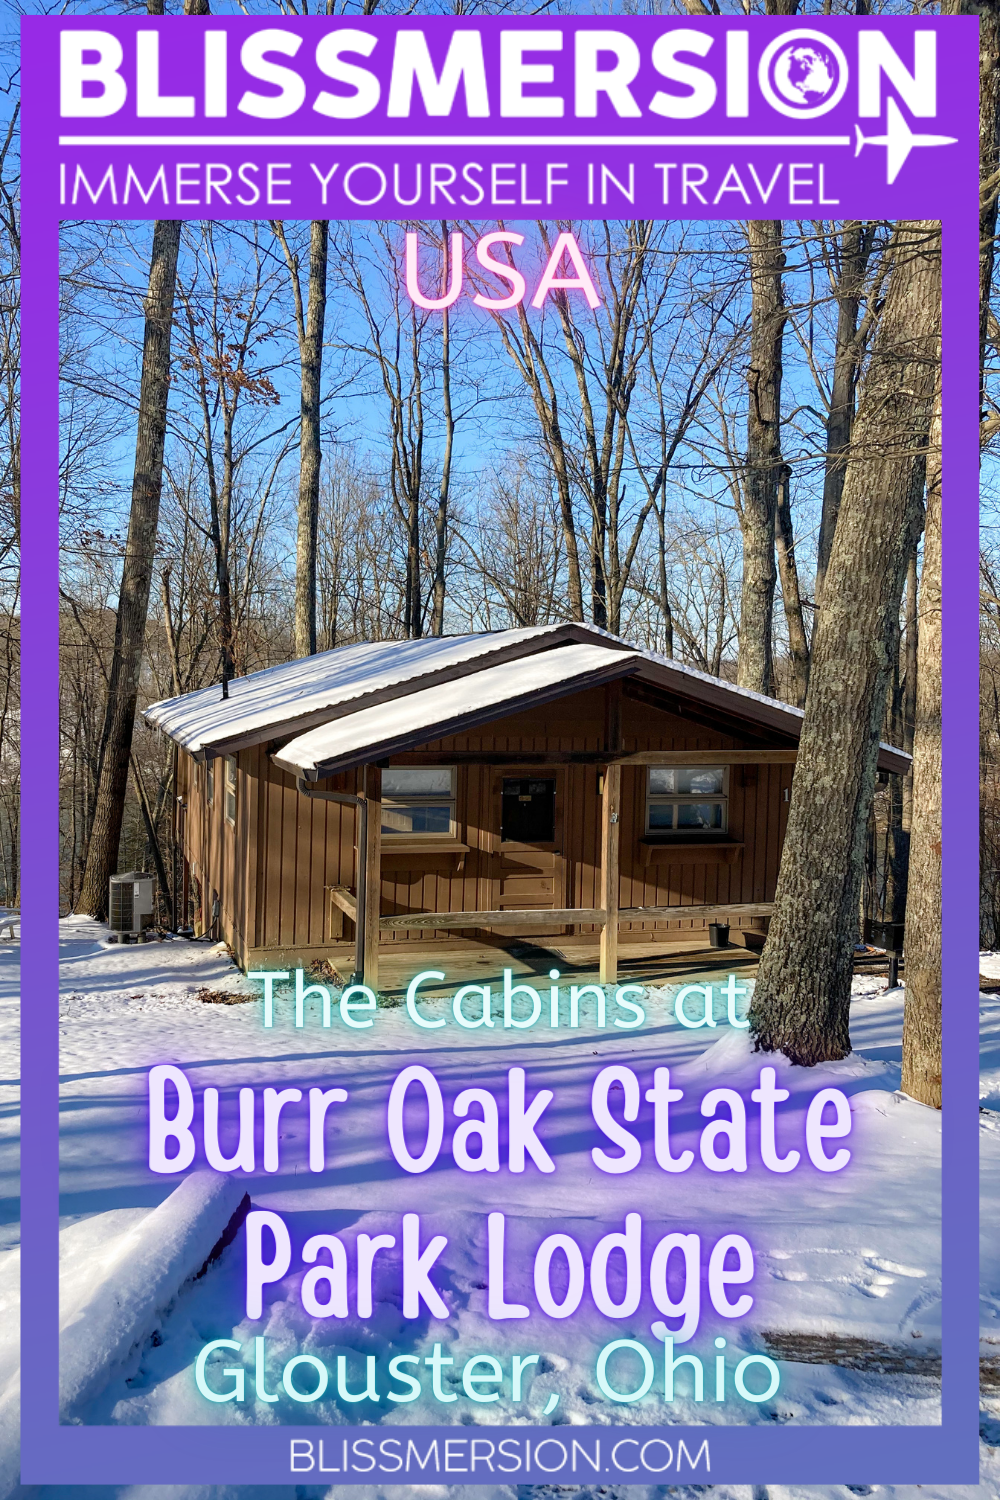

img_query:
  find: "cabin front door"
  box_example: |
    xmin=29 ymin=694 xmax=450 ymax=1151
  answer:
xmin=489 ymin=770 xmax=566 ymax=935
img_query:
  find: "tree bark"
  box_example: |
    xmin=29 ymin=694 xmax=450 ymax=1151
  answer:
xmin=775 ymin=464 xmax=810 ymax=707
xmin=738 ymin=221 xmax=785 ymax=697
xmin=903 ymin=545 xmax=919 ymax=763
xmin=274 ymin=221 xmax=328 ymax=658
xmin=432 ymin=222 xmax=454 ymax=637
xmin=749 ymin=223 xmax=940 ymax=1065
xmin=130 ymin=752 xmax=173 ymax=926
xmin=78 ymin=220 xmax=182 ymax=918
xmin=885 ymin=541 xmax=920 ymax=924
xmin=911 ymin=0 xmax=1000 ymax=1089
xmin=403 ymin=301 xmax=424 ymax=638
xmin=902 ymin=390 xmax=942 ymax=1106
xmin=815 ymin=223 xmax=873 ymax=602
xmin=943 ymin=0 xmax=1000 ymax=380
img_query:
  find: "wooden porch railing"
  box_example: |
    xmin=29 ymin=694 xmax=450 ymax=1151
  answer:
xmin=330 ymin=731 xmax=785 ymax=990
xmin=331 ymin=882 xmax=773 ymax=987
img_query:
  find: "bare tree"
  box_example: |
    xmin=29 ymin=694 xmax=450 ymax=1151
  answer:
xmin=884 ymin=543 xmax=919 ymax=926
xmin=815 ymin=223 xmax=879 ymax=600
xmin=908 ymin=0 xmax=1000 ymax=1099
xmin=539 ymin=221 xmax=665 ymax=631
xmin=0 ymin=106 xmax=18 ymax=906
xmin=457 ymin=455 xmax=565 ymax=629
xmin=78 ymin=221 xmax=181 ymax=919
xmin=945 ymin=0 xmax=1000 ymax=440
xmin=335 ymin=223 xmax=431 ymax=638
xmin=175 ymin=224 xmax=286 ymax=691
xmin=272 ymin=220 xmax=328 ymax=658
xmin=749 ymin=223 xmax=940 ymax=1065
xmin=470 ymin=228 xmax=586 ymax=623
xmin=774 ymin=463 xmax=810 ymax=706
xmin=902 ymin=387 xmax=942 ymax=1106
xmin=316 ymin=454 xmax=407 ymax=648
xmin=737 ymin=221 xmax=785 ymax=696
xmin=631 ymin=279 xmax=744 ymax=661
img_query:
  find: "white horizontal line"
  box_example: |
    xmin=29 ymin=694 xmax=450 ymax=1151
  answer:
xmin=59 ymin=134 xmax=854 ymax=149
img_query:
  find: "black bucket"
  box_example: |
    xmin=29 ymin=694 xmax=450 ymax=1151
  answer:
xmin=708 ymin=922 xmax=730 ymax=949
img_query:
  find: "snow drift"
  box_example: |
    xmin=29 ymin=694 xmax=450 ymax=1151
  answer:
xmin=59 ymin=1171 xmax=249 ymax=1420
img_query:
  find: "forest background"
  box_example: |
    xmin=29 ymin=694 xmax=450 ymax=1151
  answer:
xmin=59 ymin=213 xmax=886 ymax=907
xmin=0 ymin=0 xmax=990 ymax=1094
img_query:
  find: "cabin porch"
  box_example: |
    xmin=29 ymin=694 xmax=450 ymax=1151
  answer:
xmin=317 ymin=748 xmax=786 ymax=992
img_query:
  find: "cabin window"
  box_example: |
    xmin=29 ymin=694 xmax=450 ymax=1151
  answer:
xmin=224 ymin=757 xmax=238 ymax=826
xmin=381 ymin=766 xmax=457 ymax=838
xmin=206 ymin=759 xmax=215 ymax=807
xmin=645 ymin=766 xmax=727 ymax=834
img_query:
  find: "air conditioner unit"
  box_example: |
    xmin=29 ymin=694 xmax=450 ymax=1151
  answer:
xmin=109 ymin=872 xmax=156 ymax=941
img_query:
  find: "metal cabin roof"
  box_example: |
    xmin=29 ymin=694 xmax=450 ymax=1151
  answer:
xmin=143 ymin=623 xmax=911 ymax=776
xmin=272 ymin=643 xmax=642 ymax=780
xmin=142 ymin=625 xmax=591 ymax=757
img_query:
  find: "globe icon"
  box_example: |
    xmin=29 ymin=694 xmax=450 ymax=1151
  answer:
xmin=772 ymin=43 xmax=838 ymax=108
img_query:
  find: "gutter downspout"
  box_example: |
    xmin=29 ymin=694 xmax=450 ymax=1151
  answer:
xmin=296 ymin=775 xmax=367 ymax=983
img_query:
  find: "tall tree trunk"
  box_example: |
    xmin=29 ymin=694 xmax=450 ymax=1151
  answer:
xmin=181 ymin=289 xmax=235 ymax=695
xmin=405 ymin=303 xmax=424 ymax=639
xmin=907 ymin=0 xmax=1000 ymax=1094
xmin=738 ymin=221 xmax=785 ymax=697
xmin=78 ymin=221 xmax=181 ymax=919
xmin=775 ymin=464 xmax=810 ymax=707
xmin=749 ymin=223 xmax=940 ymax=1065
xmin=887 ymin=546 xmax=917 ymax=930
xmin=432 ymin=224 xmax=454 ymax=637
xmin=816 ymin=223 xmax=872 ymax=602
xmin=160 ymin=566 xmax=183 ymax=699
xmin=902 ymin=390 xmax=942 ymax=1106
xmin=885 ymin=541 xmax=920 ymax=924
xmin=943 ymin=0 xmax=1000 ymax=376
xmin=903 ymin=546 xmax=919 ymax=763
xmin=129 ymin=752 xmax=173 ymax=926
xmin=656 ymin=501 xmax=674 ymax=659
xmin=274 ymin=220 xmax=328 ymax=658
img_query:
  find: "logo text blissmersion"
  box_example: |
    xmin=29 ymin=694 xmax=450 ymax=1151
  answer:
xmin=60 ymin=26 xmax=936 ymax=125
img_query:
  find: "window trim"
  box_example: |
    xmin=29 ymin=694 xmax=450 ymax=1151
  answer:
xmin=381 ymin=765 xmax=459 ymax=841
xmin=644 ymin=765 xmax=729 ymax=836
xmin=224 ymin=756 xmax=238 ymax=827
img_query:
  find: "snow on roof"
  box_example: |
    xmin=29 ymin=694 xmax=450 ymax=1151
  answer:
xmin=143 ymin=626 xmax=574 ymax=756
xmin=273 ymin=643 xmax=640 ymax=780
xmin=144 ymin=621 xmax=909 ymax=773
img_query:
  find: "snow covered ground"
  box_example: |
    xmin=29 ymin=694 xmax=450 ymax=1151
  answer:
xmin=0 ymin=920 xmax=998 ymax=1496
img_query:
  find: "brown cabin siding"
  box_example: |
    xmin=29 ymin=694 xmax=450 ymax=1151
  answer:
xmin=177 ymin=683 xmax=792 ymax=970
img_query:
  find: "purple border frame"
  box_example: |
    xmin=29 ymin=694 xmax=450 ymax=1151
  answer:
xmin=20 ymin=14 xmax=982 ymax=1485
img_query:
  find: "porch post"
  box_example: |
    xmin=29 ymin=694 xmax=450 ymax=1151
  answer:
xmin=599 ymin=762 xmax=621 ymax=985
xmin=363 ymin=764 xmax=382 ymax=992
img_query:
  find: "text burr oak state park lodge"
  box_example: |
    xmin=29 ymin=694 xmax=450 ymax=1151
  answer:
xmin=146 ymin=969 xmax=854 ymax=1412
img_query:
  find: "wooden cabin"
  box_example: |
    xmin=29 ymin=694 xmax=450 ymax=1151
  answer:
xmin=145 ymin=624 xmax=909 ymax=989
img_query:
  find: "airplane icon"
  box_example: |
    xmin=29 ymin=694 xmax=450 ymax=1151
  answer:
xmin=854 ymin=96 xmax=958 ymax=185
